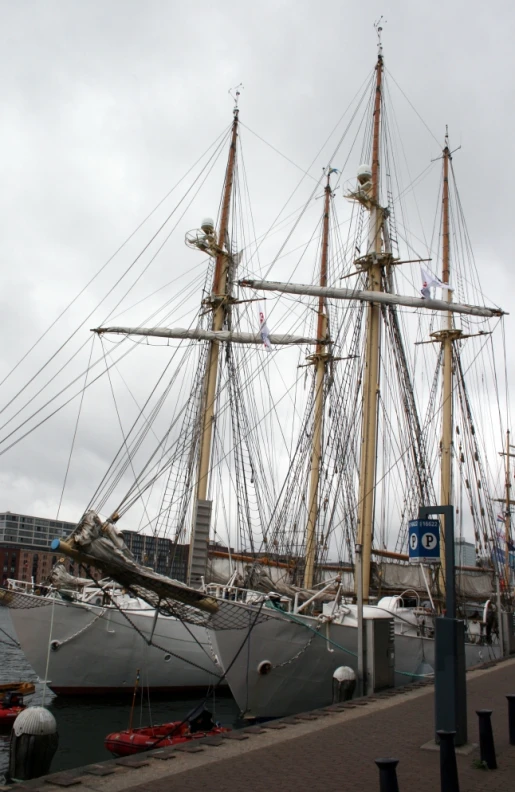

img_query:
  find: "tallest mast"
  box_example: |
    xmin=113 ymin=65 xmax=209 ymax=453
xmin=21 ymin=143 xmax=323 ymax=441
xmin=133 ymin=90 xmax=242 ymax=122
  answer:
xmin=356 ymin=30 xmax=384 ymax=602
xmin=439 ymin=138 xmax=453 ymax=588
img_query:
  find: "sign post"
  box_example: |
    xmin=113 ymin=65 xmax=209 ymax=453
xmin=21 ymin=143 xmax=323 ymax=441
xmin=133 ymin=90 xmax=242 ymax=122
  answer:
xmin=417 ymin=505 xmax=467 ymax=746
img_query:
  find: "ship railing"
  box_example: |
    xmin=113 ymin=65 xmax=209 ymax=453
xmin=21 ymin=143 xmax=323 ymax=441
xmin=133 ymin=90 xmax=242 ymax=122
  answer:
xmin=204 ymin=583 xmax=293 ymax=612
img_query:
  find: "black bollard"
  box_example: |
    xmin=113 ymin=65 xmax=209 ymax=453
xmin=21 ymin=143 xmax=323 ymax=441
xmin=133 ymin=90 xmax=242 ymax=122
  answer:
xmin=476 ymin=709 xmax=497 ymax=770
xmin=375 ymin=758 xmax=399 ymax=792
xmin=507 ymin=695 xmax=515 ymax=746
xmin=9 ymin=708 xmax=58 ymax=781
xmin=436 ymin=730 xmax=460 ymax=792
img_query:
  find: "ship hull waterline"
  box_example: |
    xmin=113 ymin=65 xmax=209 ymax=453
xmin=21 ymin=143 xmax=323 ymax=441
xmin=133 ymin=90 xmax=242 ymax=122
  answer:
xmin=5 ymin=596 xmax=223 ymax=695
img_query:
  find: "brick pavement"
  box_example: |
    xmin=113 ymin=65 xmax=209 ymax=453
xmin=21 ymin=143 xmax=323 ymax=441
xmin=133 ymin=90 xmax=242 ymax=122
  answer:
xmin=127 ymin=659 xmax=515 ymax=792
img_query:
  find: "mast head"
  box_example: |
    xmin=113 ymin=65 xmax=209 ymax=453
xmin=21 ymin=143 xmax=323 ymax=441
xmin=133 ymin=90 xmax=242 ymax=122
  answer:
xmin=374 ymin=17 xmax=385 ymax=60
xmin=229 ymin=83 xmax=243 ymax=117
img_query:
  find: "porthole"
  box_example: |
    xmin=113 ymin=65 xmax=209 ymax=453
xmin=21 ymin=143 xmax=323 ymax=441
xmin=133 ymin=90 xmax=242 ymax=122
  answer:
xmin=257 ymin=660 xmax=272 ymax=676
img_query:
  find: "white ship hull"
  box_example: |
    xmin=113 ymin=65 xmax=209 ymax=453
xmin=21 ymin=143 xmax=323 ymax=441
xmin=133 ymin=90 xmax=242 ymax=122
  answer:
xmin=7 ymin=595 xmax=221 ymax=695
xmin=210 ymin=604 xmax=501 ymax=718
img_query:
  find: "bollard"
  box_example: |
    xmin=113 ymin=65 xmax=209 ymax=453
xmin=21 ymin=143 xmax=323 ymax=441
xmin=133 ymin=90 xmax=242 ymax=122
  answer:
xmin=9 ymin=707 xmax=58 ymax=781
xmin=332 ymin=666 xmax=356 ymax=703
xmin=375 ymin=758 xmax=399 ymax=792
xmin=476 ymin=709 xmax=497 ymax=770
xmin=436 ymin=730 xmax=460 ymax=792
xmin=507 ymin=695 xmax=515 ymax=746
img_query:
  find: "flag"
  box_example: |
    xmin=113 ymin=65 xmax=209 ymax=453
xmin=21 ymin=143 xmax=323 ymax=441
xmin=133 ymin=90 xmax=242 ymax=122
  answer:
xmin=497 ymin=513 xmax=506 ymax=523
xmin=259 ymin=310 xmax=272 ymax=352
xmin=420 ymin=267 xmax=452 ymax=299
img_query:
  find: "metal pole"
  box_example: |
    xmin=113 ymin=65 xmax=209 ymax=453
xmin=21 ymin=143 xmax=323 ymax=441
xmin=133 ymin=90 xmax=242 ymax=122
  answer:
xmin=418 ymin=505 xmax=467 ymax=746
xmin=495 ymin=573 xmax=505 ymax=656
xmin=506 ymin=694 xmax=515 ymax=745
xmin=355 ymin=542 xmax=364 ymax=696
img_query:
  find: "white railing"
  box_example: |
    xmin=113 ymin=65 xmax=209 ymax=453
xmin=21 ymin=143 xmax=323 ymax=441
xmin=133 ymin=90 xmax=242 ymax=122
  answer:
xmin=204 ymin=583 xmax=292 ymax=612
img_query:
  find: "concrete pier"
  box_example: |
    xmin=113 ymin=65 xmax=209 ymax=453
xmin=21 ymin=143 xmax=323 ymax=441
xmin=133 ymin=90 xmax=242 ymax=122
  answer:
xmin=4 ymin=658 xmax=515 ymax=792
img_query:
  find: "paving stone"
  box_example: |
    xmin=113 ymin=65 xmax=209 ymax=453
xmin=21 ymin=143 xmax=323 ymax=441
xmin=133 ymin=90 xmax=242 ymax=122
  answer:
xmin=261 ymin=722 xmax=287 ymax=729
xmin=199 ymin=736 xmax=225 ymax=746
xmin=173 ymin=743 xmax=204 ymax=753
xmin=82 ymin=765 xmax=117 ymax=777
xmin=222 ymin=732 xmax=249 ymax=740
xmin=43 ymin=775 xmax=82 ymax=788
xmin=149 ymin=749 xmax=177 ymax=761
xmin=114 ymin=758 xmax=150 ymax=769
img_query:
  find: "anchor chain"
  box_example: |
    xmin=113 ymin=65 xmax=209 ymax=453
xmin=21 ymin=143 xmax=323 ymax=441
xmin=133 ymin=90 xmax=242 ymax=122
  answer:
xmin=271 ymin=618 xmax=325 ymax=668
xmin=51 ymin=608 xmax=105 ymax=650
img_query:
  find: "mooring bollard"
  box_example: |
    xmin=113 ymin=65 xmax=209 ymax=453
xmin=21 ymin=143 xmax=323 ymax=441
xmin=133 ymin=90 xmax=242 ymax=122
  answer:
xmin=507 ymin=694 xmax=515 ymax=746
xmin=332 ymin=666 xmax=356 ymax=703
xmin=9 ymin=707 xmax=58 ymax=781
xmin=436 ymin=730 xmax=460 ymax=792
xmin=374 ymin=758 xmax=400 ymax=792
xmin=476 ymin=709 xmax=497 ymax=770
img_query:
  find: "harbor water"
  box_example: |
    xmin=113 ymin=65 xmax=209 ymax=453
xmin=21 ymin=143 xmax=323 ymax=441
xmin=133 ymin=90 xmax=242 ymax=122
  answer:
xmin=0 ymin=608 xmax=239 ymax=782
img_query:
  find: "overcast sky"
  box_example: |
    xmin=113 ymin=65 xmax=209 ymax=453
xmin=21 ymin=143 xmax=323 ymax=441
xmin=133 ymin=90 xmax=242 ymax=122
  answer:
xmin=0 ymin=0 xmax=513 ymax=546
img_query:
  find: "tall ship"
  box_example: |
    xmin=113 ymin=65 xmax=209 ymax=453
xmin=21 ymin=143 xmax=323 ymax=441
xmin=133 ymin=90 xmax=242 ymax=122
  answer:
xmin=1 ymin=30 xmax=512 ymax=708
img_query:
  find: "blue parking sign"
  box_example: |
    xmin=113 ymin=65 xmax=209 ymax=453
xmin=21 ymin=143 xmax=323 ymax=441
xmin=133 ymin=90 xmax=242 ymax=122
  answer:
xmin=408 ymin=519 xmax=440 ymax=563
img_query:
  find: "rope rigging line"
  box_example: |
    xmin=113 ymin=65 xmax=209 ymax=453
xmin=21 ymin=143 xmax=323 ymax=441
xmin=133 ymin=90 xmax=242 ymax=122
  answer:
xmin=0 ymin=128 xmax=232 ymax=423
xmin=0 ymin=124 xmax=233 ymax=396
xmin=56 ymin=335 xmax=95 ymax=521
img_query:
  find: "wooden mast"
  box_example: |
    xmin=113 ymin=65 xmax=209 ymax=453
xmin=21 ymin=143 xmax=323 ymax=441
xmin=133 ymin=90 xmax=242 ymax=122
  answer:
xmin=304 ymin=171 xmax=332 ymax=590
xmin=504 ymin=429 xmax=512 ymax=587
xmin=196 ymin=111 xmax=238 ymax=501
xmin=439 ymin=137 xmax=454 ymax=594
xmin=356 ymin=49 xmax=384 ymax=602
xmin=187 ymin=107 xmax=238 ymax=584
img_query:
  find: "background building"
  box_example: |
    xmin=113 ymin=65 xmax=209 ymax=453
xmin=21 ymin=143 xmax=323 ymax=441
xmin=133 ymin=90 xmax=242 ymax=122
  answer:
xmin=0 ymin=511 xmax=191 ymax=585
xmin=0 ymin=512 xmax=76 ymax=586
xmin=454 ymin=537 xmax=477 ymax=568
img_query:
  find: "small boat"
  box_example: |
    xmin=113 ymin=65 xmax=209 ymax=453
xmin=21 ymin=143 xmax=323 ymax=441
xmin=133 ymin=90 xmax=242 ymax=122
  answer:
xmin=105 ymin=710 xmax=231 ymax=757
xmin=0 ymin=682 xmax=35 ymax=698
xmin=0 ymin=683 xmax=35 ymax=729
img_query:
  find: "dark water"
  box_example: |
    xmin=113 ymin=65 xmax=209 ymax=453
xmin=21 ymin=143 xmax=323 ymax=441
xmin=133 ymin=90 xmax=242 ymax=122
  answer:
xmin=0 ymin=609 xmax=240 ymax=782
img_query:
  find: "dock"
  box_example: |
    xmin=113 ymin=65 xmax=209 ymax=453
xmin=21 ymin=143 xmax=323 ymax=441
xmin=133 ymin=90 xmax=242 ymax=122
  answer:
xmin=4 ymin=658 xmax=515 ymax=792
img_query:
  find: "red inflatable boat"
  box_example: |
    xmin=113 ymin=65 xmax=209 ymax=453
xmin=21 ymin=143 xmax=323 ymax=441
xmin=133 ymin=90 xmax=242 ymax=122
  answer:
xmin=105 ymin=720 xmax=230 ymax=757
xmin=0 ymin=683 xmax=35 ymax=729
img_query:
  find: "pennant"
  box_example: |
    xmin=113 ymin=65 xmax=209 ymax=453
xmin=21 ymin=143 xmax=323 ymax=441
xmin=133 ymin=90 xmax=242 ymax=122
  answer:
xmin=420 ymin=267 xmax=452 ymax=299
xmin=259 ymin=309 xmax=272 ymax=352
xmin=497 ymin=513 xmax=506 ymax=523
